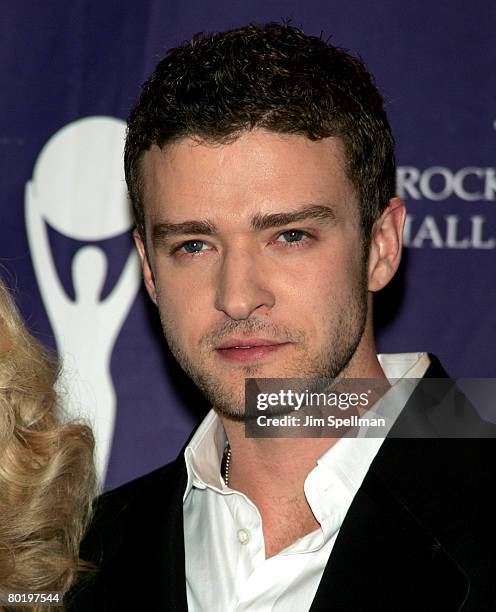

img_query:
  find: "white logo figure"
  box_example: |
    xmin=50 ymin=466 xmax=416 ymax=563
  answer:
xmin=25 ymin=116 xmax=140 ymax=484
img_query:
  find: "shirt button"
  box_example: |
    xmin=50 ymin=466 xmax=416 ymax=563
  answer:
xmin=237 ymin=528 xmax=250 ymax=545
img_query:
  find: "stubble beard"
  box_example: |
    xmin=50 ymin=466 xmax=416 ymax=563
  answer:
xmin=158 ymin=265 xmax=369 ymax=422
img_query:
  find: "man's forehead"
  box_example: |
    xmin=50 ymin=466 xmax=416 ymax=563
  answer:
xmin=142 ymin=130 xmax=349 ymax=180
xmin=140 ymin=130 xmax=357 ymax=222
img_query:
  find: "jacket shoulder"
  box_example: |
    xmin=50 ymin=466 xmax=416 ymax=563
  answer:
xmin=83 ymin=457 xmax=186 ymax=561
xmin=66 ymin=457 xmax=188 ymax=610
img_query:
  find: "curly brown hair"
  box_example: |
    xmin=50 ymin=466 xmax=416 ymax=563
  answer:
xmin=0 ymin=279 xmax=96 ymax=612
xmin=125 ymin=23 xmax=395 ymax=243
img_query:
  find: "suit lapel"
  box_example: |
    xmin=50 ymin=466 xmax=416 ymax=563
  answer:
xmin=152 ymin=457 xmax=189 ymax=611
xmin=309 ymin=458 xmax=469 ymax=611
xmin=310 ymin=356 xmax=471 ymax=611
xmin=103 ymin=457 xmax=190 ymax=611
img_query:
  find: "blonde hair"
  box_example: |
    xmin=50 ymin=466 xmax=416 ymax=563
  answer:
xmin=0 ymin=280 xmax=96 ymax=611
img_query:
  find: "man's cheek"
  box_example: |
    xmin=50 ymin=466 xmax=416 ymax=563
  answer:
xmin=165 ymin=304 xmax=205 ymax=350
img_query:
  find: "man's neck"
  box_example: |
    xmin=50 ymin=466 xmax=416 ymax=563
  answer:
xmin=223 ymin=432 xmax=335 ymax=557
xmin=221 ymin=351 xmax=387 ymax=557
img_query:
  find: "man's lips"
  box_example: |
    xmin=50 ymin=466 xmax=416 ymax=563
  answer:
xmin=215 ymin=338 xmax=291 ymax=363
xmin=216 ymin=337 xmax=285 ymax=349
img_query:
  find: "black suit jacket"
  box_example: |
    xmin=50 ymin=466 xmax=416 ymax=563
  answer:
xmin=67 ymin=356 xmax=496 ymax=611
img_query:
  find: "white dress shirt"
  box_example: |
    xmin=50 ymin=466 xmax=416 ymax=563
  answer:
xmin=183 ymin=353 xmax=430 ymax=612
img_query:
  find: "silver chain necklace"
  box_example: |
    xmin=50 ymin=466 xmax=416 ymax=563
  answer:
xmin=222 ymin=445 xmax=232 ymax=486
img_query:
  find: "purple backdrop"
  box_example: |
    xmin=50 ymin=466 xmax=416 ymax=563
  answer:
xmin=1 ymin=1 xmax=495 ymax=490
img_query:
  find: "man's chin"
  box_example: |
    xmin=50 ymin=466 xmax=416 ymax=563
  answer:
xmin=212 ymin=390 xmax=299 ymax=424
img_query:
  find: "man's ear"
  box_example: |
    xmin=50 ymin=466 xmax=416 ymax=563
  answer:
xmin=133 ymin=230 xmax=157 ymax=304
xmin=367 ymin=197 xmax=406 ymax=292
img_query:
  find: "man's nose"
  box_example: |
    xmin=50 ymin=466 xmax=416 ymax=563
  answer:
xmin=214 ymin=248 xmax=275 ymax=320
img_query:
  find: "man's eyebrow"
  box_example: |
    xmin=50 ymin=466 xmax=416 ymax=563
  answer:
xmin=150 ymin=204 xmax=337 ymax=244
xmin=151 ymin=220 xmax=217 ymax=244
xmin=250 ymin=204 xmax=337 ymax=231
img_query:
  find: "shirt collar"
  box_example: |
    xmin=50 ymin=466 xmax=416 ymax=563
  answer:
xmin=183 ymin=409 xmax=227 ymax=501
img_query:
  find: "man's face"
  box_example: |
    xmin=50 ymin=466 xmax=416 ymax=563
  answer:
xmin=137 ymin=130 xmax=370 ymax=419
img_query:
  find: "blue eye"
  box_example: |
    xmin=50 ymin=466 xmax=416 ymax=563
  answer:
xmin=278 ymin=230 xmax=306 ymax=243
xmin=183 ymin=240 xmax=205 ymax=253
